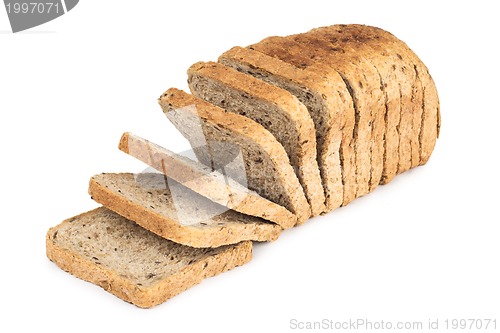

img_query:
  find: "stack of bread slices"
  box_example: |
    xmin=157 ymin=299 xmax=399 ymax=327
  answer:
xmin=46 ymin=24 xmax=440 ymax=308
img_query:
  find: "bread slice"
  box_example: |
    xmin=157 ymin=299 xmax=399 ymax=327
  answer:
xmin=158 ymin=88 xmax=311 ymax=224
xmin=46 ymin=207 xmax=252 ymax=308
xmin=219 ymin=46 xmax=355 ymax=209
xmin=187 ymin=62 xmax=325 ymax=216
xmin=250 ymin=35 xmax=385 ymax=197
xmin=118 ymin=132 xmax=296 ymax=229
xmin=89 ymin=173 xmax=281 ymax=247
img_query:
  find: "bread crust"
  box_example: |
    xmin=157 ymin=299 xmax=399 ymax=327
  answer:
xmin=46 ymin=208 xmax=252 ymax=308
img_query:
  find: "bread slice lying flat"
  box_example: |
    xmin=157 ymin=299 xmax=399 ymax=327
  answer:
xmin=159 ymin=88 xmax=311 ymax=224
xmin=89 ymin=173 xmax=281 ymax=247
xmin=118 ymin=132 xmax=296 ymax=229
xmin=46 ymin=207 xmax=252 ymax=308
xmin=219 ymin=46 xmax=355 ymax=209
xmin=187 ymin=61 xmax=325 ymax=216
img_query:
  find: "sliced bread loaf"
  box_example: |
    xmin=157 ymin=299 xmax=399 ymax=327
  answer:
xmin=46 ymin=207 xmax=252 ymax=308
xmin=310 ymin=25 xmax=422 ymax=179
xmin=158 ymin=88 xmax=311 ymax=224
xmin=285 ymin=33 xmax=386 ymax=193
xmin=300 ymin=26 xmax=412 ymax=184
xmin=118 ymin=132 xmax=296 ymax=229
xmin=89 ymin=173 xmax=281 ymax=247
xmin=250 ymin=35 xmax=385 ymax=197
xmin=219 ymin=46 xmax=355 ymax=209
xmin=187 ymin=62 xmax=325 ymax=216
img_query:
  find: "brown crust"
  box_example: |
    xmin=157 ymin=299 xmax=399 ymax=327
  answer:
xmin=46 ymin=209 xmax=252 ymax=308
xmin=187 ymin=62 xmax=325 ymax=216
xmin=88 ymin=174 xmax=281 ymax=248
xmin=158 ymin=88 xmax=311 ymax=224
xmin=219 ymin=46 xmax=350 ymax=210
xmin=119 ymin=132 xmax=296 ymax=229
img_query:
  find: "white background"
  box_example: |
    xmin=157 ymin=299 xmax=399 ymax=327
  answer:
xmin=1 ymin=1 xmax=499 ymax=332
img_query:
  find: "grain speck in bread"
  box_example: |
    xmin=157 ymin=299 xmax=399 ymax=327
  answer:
xmin=46 ymin=207 xmax=252 ymax=308
xmin=89 ymin=173 xmax=281 ymax=248
xmin=118 ymin=132 xmax=296 ymax=229
xmin=187 ymin=61 xmax=325 ymax=216
xmin=159 ymin=88 xmax=311 ymax=224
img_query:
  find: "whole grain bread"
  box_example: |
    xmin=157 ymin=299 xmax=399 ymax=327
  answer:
xmin=46 ymin=207 xmax=252 ymax=308
xmin=187 ymin=61 xmax=325 ymax=216
xmin=159 ymin=88 xmax=311 ymax=224
xmin=89 ymin=173 xmax=281 ymax=247
xmin=118 ymin=132 xmax=296 ymax=229
xmin=250 ymin=35 xmax=385 ymax=197
xmin=219 ymin=46 xmax=354 ymax=209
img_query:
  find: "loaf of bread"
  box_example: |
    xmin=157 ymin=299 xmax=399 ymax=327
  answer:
xmin=46 ymin=24 xmax=439 ymax=307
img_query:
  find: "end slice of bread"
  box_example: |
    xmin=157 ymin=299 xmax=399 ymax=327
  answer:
xmin=46 ymin=207 xmax=252 ymax=308
xmin=89 ymin=173 xmax=281 ymax=248
xmin=118 ymin=132 xmax=296 ymax=229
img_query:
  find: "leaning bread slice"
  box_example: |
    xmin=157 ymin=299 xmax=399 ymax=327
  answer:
xmin=46 ymin=207 xmax=252 ymax=308
xmin=187 ymin=62 xmax=325 ymax=216
xmin=118 ymin=132 xmax=296 ymax=229
xmin=219 ymin=46 xmax=353 ymax=210
xmin=89 ymin=173 xmax=281 ymax=247
xmin=159 ymin=88 xmax=311 ymax=224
